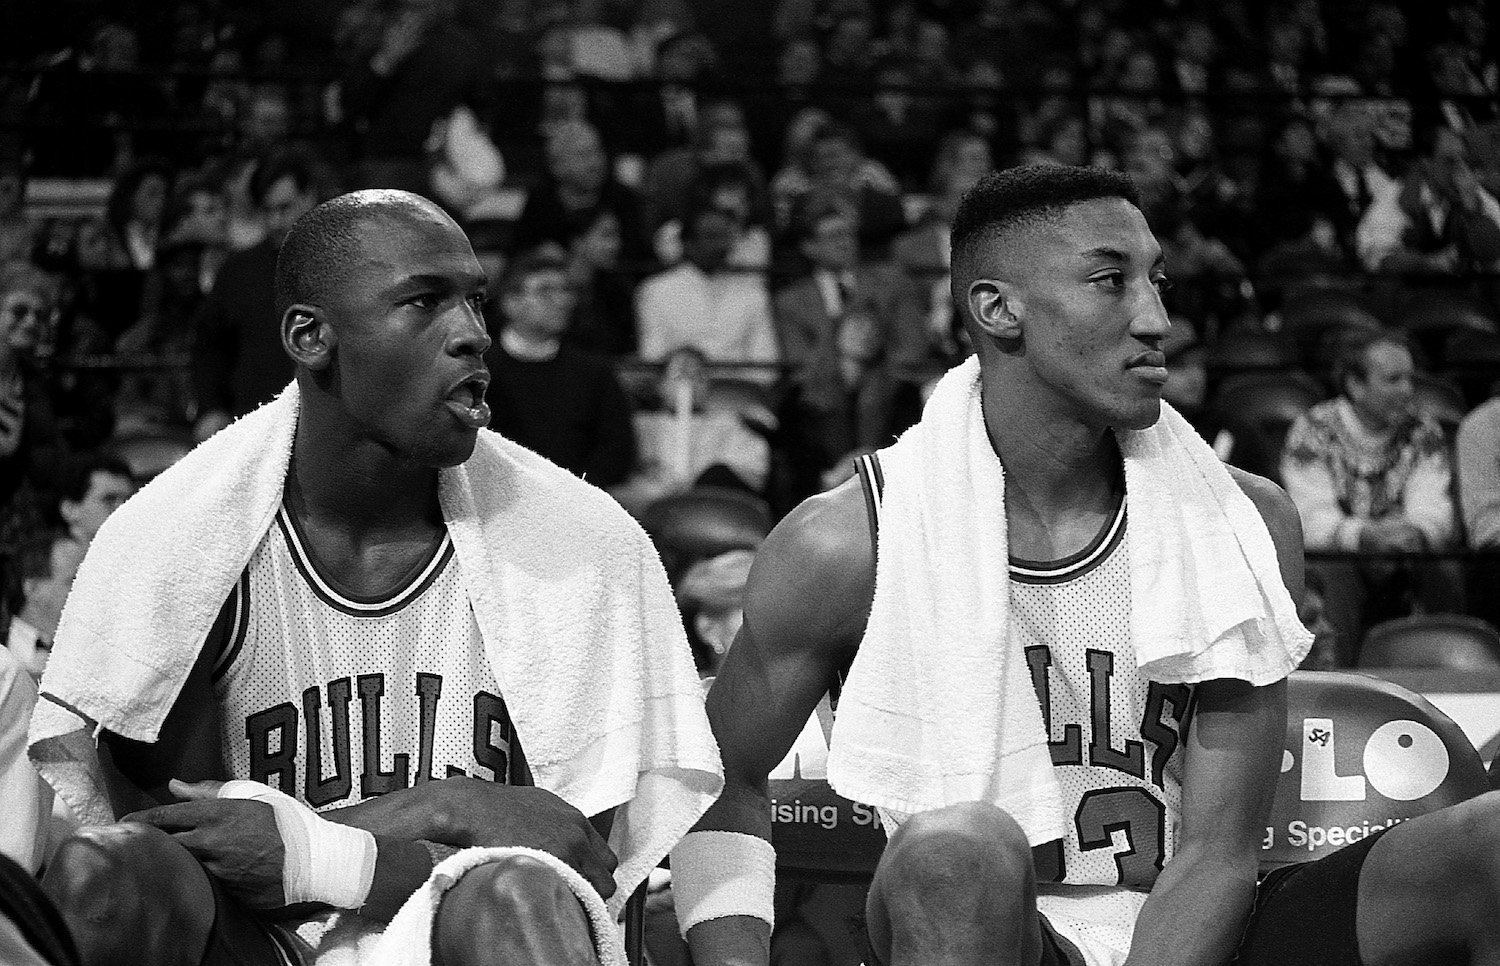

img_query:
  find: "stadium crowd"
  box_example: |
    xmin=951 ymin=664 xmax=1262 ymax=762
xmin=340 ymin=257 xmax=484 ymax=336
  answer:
xmin=2 ymin=0 xmax=1500 ymax=674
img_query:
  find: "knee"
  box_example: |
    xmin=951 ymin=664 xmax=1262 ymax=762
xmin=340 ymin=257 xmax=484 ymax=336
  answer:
xmin=1448 ymin=794 xmax=1500 ymax=887
xmin=436 ymin=854 xmax=595 ymax=965
xmin=43 ymin=822 xmax=181 ymax=919
xmin=881 ymin=802 xmax=1034 ymax=897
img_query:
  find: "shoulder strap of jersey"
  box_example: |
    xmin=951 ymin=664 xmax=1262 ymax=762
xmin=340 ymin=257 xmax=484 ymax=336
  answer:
xmin=853 ymin=451 xmax=884 ymax=546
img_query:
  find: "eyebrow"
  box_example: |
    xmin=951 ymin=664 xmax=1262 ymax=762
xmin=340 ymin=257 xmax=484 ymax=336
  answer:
xmin=388 ymin=272 xmax=490 ymax=294
xmin=1079 ymin=246 xmax=1167 ymax=269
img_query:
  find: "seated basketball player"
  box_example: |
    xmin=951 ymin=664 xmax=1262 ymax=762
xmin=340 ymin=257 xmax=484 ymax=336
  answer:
xmin=28 ymin=190 xmax=721 ymax=966
xmin=669 ymin=164 xmax=1500 ymax=966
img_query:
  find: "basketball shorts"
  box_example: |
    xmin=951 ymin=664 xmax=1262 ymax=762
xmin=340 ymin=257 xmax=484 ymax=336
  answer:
xmin=1232 ymin=826 xmax=1387 ymax=966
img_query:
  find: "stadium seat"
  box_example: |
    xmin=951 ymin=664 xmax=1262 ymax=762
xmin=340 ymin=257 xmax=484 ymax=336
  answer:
xmin=1395 ymin=290 xmax=1498 ymax=368
xmin=1412 ymin=371 xmax=1470 ymax=442
xmin=104 ymin=428 xmax=194 ymax=482
xmin=639 ymin=485 xmax=774 ymax=577
xmin=1277 ymin=287 xmax=1385 ymax=368
xmin=1208 ymin=370 xmax=1327 ymax=483
xmin=1443 ymin=328 xmax=1500 ymax=409
xmin=1356 ymin=614 xmax=1500 ymax=672
xmin=1203 ymin=329 xmax=1301 ymax=379
xmin=1260 ymin=670 xmax=1491 ymax=870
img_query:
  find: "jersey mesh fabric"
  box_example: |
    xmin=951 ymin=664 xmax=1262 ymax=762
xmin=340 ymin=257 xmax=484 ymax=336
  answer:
xmin=213 ymin=507 xmax=522 ymax=811
xmin=1009 ymin=504 xmax=1192 ymax=890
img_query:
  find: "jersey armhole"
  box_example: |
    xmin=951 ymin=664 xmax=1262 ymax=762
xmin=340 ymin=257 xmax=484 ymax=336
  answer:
xmin=834 ymin=452 xmax=885 ymax=703
xmin=208 ymin=571 xmax=250 ymax=683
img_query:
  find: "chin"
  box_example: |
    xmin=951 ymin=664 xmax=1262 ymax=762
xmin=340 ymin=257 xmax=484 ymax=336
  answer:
xmin=1111 ymin=398 xmax=1163 ymax=432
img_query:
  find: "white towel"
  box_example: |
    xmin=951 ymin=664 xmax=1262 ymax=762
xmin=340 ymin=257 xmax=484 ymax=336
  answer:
xmin=368 ymin=846 xmax=624 ymax=966
xmin=29 ymin=381 xmax=723 ymax=919
xmin=826 ymin=357 xmax=1311 ymax=843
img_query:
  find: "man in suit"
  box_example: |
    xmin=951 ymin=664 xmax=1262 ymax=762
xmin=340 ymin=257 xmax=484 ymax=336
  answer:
xmin=772 ymin=196 xmax=930 ymax=498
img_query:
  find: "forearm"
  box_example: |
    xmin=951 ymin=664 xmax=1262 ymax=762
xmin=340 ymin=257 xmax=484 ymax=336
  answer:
xmin=1124 ymin=847 xmax=1259 ymax=966
xmin=361 ymin=835 xmax=438 ymax=922
xmin=679 ymin=779 xmax=775 ymax=966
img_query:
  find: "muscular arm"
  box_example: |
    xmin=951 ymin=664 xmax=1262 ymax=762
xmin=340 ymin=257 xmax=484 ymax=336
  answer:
xmin=682 ymin=479 xmax=875 ymax=966
xmin=1123 ymin=467 xmax=1302 ymax=966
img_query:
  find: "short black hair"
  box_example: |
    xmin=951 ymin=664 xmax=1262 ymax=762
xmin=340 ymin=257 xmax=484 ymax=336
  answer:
xmin=249 ymin=149 xmax=322 ymax=209
xmin=56 ymin=450 xmax=134 ymax=503
xmin=1333 ymin=329 xmax=1414 ymax=391
xmin=274 ymin=189 xmax=438 ymax=319
xmin=949 ymin=163 xmax=1140 ymax=306
xmin=497 ymin=249 xmax=569 ymax=296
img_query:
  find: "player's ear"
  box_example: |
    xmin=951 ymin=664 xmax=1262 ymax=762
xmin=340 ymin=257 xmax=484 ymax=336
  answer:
xmin=966 ymin=278 xmax=1022 ymax=341
xmin=282 ymin=305 xmax=334 ymax=370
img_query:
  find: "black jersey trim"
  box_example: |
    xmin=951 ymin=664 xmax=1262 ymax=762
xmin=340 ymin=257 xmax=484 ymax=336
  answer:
xmin=1009 ymin=495 xmax=1127 ymax=584
xmin=276 ymin=506 xmax=454 ymax=618
xmin=210 ymin=571 xmax=250 ymax=682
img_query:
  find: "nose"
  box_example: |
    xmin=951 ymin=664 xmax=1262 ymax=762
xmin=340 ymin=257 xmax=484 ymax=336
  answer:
xmin=1129 ymin=286 xmax=1172 ymax=341
xmin=448 ymin=301 xmax=491 ymax=357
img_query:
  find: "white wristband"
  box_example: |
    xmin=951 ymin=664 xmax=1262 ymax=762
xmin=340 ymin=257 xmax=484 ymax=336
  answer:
xmin=668 ymin=830 xmax=776 ymax=936
xmin=218 ymin=779 xmax=378 ymax=910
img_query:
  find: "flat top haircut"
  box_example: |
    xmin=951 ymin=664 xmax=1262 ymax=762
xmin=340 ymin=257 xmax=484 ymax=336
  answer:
xmin=274 ymin=189 xmax=442 ymax=319
xmin=949 ymin=163 xmax=1141 ymax=304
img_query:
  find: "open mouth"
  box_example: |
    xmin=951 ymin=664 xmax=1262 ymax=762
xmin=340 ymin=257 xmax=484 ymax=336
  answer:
xmin=445 ymin=373 xmax=492 ymax=429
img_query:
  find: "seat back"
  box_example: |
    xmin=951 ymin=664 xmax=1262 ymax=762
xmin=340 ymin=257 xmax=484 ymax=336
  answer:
xmin=760 ymin=672 xmax=1490 ymax=880
xmin=1208 ymin=370 xmax=1327 ymax=481
xmin=766 ymin=694 xmax=887 ymax=881
xmin=1259 ymin=670 xmax=1490 ymax=871
xmin=1357 ymin=614 xmax=1500 ymax=671
xmin=639 ymin=485 xmax=774 ymax=576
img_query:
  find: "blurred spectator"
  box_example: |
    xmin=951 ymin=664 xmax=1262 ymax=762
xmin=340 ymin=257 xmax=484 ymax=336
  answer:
xmin=891 ymin=129 xmax=993 ymax=364
xmin=1457 ymin=392 xmax=1500 ymax=630
xmin=1282 ymin=331 xmax=1457 ymax=552
xmin=5 ymin=450 xmax=135 ymax=677
xmin=190 ymin=152 xmax=323 ymax=441
xmin=74 ymin=157 xmax=174 ymax=344
xmin=0 ymin=157 xmax=35 ymax=268
xmin=25 ymin=19 xmax=175 ymax=176
xmin=1357 ymin=123 xmax=1500 ymax=279
xmin=639 ymin=102 xmax=770 ymax=262
xmin=1458 ymin=393 xmax=1500 ymax=547
xmin=1253 ymin=113 xmax=1356 ymax=269
xmin=770 ymin=121 xmax=907 ymax=259
xmin=0 ymin=264 xmax=62 ymax=549
xmin=1320 ymin=98 xmax=1399 ymax=257
xmin=511 ymin=120 xmax=649 ymax=270
xmin=774 ymin=196 xmax=926 ymax=498
xmin=617 ymin=30 xmax=720 ymax=165
xmin=1282 ymin=331 xmax=1460 ymax=632
xmin=203 ymin=85 xmax=298 ymax=251
xmin=617 ymin=347 xmax=772 ymax=512
xmin=559 ymin=208 xmax=639 ymax=357
xmin=851 ymin=57 xmax=947 ymax=191
xmin=484 ymin=251 xmax=636 ymax=487
xmin=635 ymin=198 xmax=779 ymax=380
xmin=113 ymin=232 xmax=210 ymax=430
xmin=335 ymin=0 xmax=490 ymax=195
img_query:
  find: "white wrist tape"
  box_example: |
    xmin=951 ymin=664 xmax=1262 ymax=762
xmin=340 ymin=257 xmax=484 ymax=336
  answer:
xmin=218 ymin=779 xmax=378 ymax=910
xmin=669 ymin=830 xmax=776 ymax=936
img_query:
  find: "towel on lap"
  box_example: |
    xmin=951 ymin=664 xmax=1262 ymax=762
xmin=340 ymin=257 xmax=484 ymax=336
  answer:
xmin=827 ymin=357 xmax=1311 ymax=842
xmin=29 ymin=381 xmax=722 ymax=921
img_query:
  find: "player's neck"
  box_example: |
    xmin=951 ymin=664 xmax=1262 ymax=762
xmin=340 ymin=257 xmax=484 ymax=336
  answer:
xmin=983 ymin=390 xmax=1122 ymax=554
xmin=285 ymin=433 xmax=441 ymax=537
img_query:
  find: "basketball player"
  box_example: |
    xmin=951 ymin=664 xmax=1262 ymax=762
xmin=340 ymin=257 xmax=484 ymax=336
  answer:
xmin=669 ymin=164 xmax=1500 ymax=966
xmin=32 ymin=190 xmax=718 ymax=965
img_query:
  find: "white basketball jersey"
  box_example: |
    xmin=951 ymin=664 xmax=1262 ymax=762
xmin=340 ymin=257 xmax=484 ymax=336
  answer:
xmin=1010 ymin=496 xmax=1194 ymax=889
xmin=212 ymin=507 xmax=527 ymax=813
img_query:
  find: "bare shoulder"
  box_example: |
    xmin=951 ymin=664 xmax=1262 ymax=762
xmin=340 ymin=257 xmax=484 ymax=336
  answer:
xmin=743 ymin=476 xmax=875 ymax=662
xmin=1226 ymin=464 xmax=1306 ymax=599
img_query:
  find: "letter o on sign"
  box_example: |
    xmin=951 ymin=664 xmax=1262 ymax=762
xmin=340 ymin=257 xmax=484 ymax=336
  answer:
xmin=1364 ymin=719 xmax=1449 ymax=802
